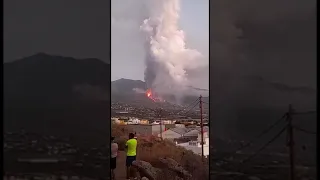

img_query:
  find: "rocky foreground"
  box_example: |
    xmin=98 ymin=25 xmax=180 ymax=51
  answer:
xmin=132 ymin=157 xmax=192 ymax=180
xmin=131 ymin=156 xmax=316 ymax=180
xmin=131 ymin=158 xmax=192 ymax=180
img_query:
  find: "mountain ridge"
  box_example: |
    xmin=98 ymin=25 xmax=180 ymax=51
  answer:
xmin=4 ymin=53 xmax=110 ymax=140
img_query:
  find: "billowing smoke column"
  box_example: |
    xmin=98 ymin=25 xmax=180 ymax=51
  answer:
xmin=140 ymin=0 xmax=203 ymax=97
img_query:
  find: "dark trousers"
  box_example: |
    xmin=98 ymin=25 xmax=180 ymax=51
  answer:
xmin=111 ymin=157 xmax=117 ymax=169
xmin=126 ymin=155 xmax=136 ymax=167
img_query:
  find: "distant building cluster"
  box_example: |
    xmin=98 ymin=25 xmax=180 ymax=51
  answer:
xmin=111 ymin=102 xmax=209 ymax=120
xmin=111 ymin=115 xmax=209 ymax=127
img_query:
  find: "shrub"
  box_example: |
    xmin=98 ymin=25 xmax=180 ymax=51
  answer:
xmin=137 ymin=138 xmax=209 ymax=180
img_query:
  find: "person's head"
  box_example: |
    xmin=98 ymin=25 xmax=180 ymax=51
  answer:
xmin=111 ymin=136 xmax=115 ymax=142
xmin=129 ymin=133 xmax=135 ymax=139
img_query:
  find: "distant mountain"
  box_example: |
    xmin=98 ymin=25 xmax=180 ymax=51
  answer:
xmin=111 ymin=78 xmax=146 ymax=94
xmin=187 ymin=86 xmax=209 ymax=92
xmin=111 ymin=76 xmax=316 ymax=98
xmin=4 ymin=53 xmax=110 ymax=141
xmin=4 ymin=53 xmax=110 ymax=106
xmin=111 ymin=75 xmax=316 ymax=108
xmin=111 ymin=78 xmax=209 ymax=95
xmin=111 ymin=78 xmax=210 ymax=105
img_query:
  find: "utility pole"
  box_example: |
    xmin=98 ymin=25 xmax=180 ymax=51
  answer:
xmin=199 ymin=95 xmax=204 ymax=162
xmin=287 ymin=104 xmax=295 ymax=180
xmin=159 ymin=108 xmax=163 ymax=140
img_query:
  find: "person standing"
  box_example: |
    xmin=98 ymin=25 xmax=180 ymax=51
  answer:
xmin=125 ymin=133 xmax=137 ymax=180
xmin=111 ymin=136 xmax=118 ymax=180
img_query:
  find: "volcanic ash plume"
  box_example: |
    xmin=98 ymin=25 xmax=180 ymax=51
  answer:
xmin=140 ymin=0 xmax=203 ymax=96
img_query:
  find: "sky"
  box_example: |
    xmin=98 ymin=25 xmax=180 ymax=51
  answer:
xmin=4 ymin=0 xmax=111 ymax=62
xmin=4 ymin=0 xmax=209 ymax=88
xmin=4 ymin=0 xmax=315 ymax=90
xmin=111 ymin=0 xmax=209 ymax=85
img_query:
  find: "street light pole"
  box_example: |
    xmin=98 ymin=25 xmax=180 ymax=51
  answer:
xmin=200 ymin=95 xmax=204 ymax=161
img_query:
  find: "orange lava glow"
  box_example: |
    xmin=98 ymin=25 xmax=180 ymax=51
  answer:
xmin=146 ymin=89 xmax=152 ymax=97
xmin=146 ymin=89 xmax=155 ymax=101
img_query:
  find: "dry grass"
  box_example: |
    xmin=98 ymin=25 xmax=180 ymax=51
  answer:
xmin=112 ymin=124 xmax=209 ymax=180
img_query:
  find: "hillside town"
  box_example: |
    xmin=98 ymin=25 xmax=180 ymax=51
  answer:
xmin=111 ymin=102 xmax=209 ymax=123
xmin=111 ymin=102 xmax=210 ymax=157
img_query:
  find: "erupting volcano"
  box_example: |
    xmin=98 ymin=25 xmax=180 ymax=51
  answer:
xmin=145 ymin=88 xmax=155 ymax=102
xmin=145 ymin=88 xmax=166 ymax=103
xmin=141 ymin=0 xmax=204 ymax=101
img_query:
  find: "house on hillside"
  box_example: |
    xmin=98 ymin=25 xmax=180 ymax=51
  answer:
xmin=161 ymin=127 xmax=189 ymax=140
xmin=111 ymin=118 xmax=120 ymax=124
xmin=140 ymin=119 xmax=149 ymax=124
xmin=175 ymin=123 xmax=186 ymax=128
xmin=127 ymin=118 xmax=140 ymax=124
xmin=184 ymin=126 xmax=209 ymax=140
xmin=127 ymin=124 xmax=161 ymax=136
xmin=114 ymin=109 xmax=129 ymax=114
xmin=177 ymin=129 xmax=209 ymax=157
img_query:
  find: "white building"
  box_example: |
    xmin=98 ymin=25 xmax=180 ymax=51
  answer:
xmin=177 ymin=130 xmax=209 ymax=157
xmin=184 ymin=126 xmax=209 ymax=139
xmin=111 ymin=118 xmax=120 ymax=124
xmin=151 ymin=120 xmax=160 ymax=125
xmin=175 ymin=124 xmax=185 ymax=128
xmin=162 ymin=120 xmax=174 ymax=124
xmin=127 ymin=124 xmax=162 ymax=136
xmin=152 ymin=120 xmax=175 ymax=125
xmin=160 ymin=127 xmax=189 ymax=140
xmin=127 ymin=118 xmax=140 ymax=124
xmin=114 ymin=110 xmax=129 ymax=114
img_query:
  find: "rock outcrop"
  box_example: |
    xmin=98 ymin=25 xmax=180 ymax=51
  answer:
xmin=132 ymin=160 xmax=161 ymax=180
xmin=132 ymin=158 xmax=192 ymax=180
xmin=158 ymin=157 xmax=192 ymax=179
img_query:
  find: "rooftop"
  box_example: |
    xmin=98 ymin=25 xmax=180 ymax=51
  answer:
xmin=170 ymin=127 xmax=190 ymax=135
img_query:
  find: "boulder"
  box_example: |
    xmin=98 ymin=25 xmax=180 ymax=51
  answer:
xmin=132 ymin=160 xmax=161 ymax=180
xmin=158 ymin=157 xmax=192 ymax=179
xmin=132 ymin=158 xmax=192 ymax=180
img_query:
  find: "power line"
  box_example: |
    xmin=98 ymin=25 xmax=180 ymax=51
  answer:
xmin=241 ymin=124 xmax=288 ymax=164
xmin=293 ymin=110 xmax=317 ymax=115
xmin=293 ymin=126 xmax=316 ymax=135
xmin=181 ymin=101 xmax=200 ymax=117
xmin=185 ymin=98 xmax=200 ymax=108
xmin=176 ymin=98 xmax=200 ymax=115
xmin=214 ymin=113 xmax=287 ymax=163
xmin=234 ymin=113 xmax=287 ymax=152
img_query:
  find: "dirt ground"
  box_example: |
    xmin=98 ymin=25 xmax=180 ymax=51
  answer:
xmin=114 ymin=151 xmax=128 ymax=180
